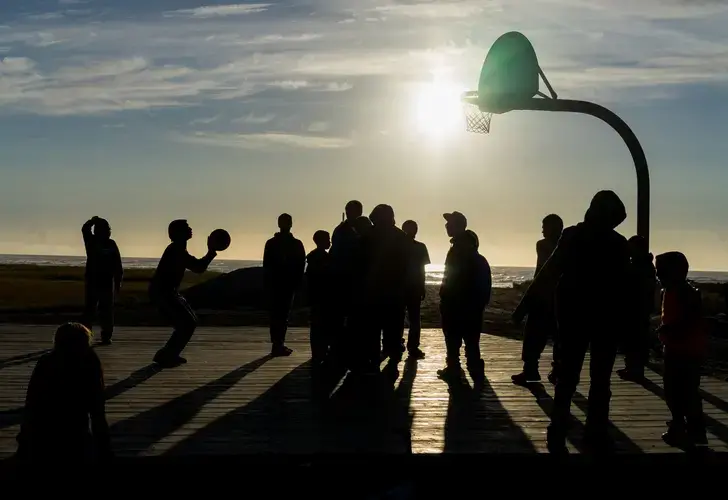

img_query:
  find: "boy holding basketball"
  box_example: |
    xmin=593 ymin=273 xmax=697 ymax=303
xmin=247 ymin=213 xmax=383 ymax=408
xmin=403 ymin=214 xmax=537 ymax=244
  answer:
xmin=149 ymin=220 xmax=223 ymax=368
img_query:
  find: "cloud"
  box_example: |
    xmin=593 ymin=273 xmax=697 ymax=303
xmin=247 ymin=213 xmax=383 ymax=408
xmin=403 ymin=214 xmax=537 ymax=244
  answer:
xmin=233 ymin=113 xmax=276 ymax=124
xmin=308 ymin=121 xmax=330 ymax=132
xmin=371 ymin=2 xmax=487 ymax=19
xmin=1 ymin=0 xmax=727 ymax=118
xmin=164 ymin=4 xmax=272 ymax=18
xmin=175 ymin=131 xmax=354 ymax=150
xmin=189 ymin=115 xmax=220 ymax=126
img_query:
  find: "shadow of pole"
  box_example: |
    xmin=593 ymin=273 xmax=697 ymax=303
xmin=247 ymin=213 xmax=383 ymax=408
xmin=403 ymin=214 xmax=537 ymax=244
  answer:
xmin=109 ymin=354 xmax=273 ymax=456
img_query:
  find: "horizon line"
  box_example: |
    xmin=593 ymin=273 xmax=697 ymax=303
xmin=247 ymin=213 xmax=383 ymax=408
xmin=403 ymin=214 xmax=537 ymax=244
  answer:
xmin=0 ymin=252 xmax=727 ymax=274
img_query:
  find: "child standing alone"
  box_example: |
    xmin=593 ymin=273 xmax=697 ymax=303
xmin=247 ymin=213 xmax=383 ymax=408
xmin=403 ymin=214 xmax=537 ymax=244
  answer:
xmin=655 ymin=251 xmax=708 ymax=448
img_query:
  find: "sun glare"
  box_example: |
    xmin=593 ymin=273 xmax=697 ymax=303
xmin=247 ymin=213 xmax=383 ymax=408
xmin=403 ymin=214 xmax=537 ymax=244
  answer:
xmin=413 ymin=78 xmax=465 ymax=139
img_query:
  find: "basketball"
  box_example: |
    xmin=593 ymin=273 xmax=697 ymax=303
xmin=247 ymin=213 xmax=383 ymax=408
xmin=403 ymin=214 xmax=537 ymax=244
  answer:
xmin=209 ymin=229 xmax=231 ymax=252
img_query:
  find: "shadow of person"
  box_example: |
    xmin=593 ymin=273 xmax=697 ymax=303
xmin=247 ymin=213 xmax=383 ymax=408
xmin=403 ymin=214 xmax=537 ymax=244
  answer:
xmin=109 ymin=354 xmax=272 ymax=456
xmin=105 ymin=364 xmax=162 ymax=401
xmin=0 ymin=349 xmax=52 ymax=370
xmin=444 ymin=372 xmax=537 ymax=453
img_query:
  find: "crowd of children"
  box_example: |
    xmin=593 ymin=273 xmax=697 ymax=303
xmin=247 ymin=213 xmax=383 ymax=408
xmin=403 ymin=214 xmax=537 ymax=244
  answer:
xmin=12 ymin=191 xmax=712 ymax=460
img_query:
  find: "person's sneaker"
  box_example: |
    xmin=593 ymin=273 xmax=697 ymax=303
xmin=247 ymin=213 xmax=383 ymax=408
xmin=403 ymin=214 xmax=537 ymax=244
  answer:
xmin=584 ymin=428 xmax=614 ymax=454
xmin=511 ymin=371 xmax=541 ymax=385
xmin=546 ymin=426 xmax=568 ymax=455
xmin=153 ymin=353 xmax=186 ymax=368
xmin=617 ymin=368 xmax=645 ymax=382
xmin=661 ymin=421 xmax=688 ymax=448
xmin=688 ymin=428 xmax=709 ymax=447
xmin=408 ymin=348 xmax=425 ymax=360
xmin=99 ymin=338 xmax=113 ymax=346
xmin=437 ymin=365 xmax=463 ymax=381
xmin=272 ymin=345 xmax=293 ymax=357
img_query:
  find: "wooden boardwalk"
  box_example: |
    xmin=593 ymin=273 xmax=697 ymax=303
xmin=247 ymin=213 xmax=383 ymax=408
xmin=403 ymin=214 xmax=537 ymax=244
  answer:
xmin=2 ymin=324 xmax=728 ymax=458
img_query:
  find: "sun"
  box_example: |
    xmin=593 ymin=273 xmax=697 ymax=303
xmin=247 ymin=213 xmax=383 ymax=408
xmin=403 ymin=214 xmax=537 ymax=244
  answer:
xmin=413 ymin=78 xmax=465 ymax=139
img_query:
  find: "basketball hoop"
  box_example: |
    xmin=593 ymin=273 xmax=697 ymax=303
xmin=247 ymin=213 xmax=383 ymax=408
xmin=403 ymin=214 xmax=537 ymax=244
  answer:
xmin=463 ymin=101 xmax=492 ymax=134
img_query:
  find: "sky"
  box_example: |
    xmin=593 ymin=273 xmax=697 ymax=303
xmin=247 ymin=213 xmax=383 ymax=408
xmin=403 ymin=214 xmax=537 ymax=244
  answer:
xmin=2 ymin=0 xmax=728 ymax=269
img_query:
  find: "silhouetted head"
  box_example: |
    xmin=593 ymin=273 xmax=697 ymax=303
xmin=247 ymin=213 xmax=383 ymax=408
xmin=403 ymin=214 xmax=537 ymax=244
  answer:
xmin=542 ymin=214 xmax=563 ymax=242
xmin=655 ymin=251 xmax=689 ymax=288
xmin=278 ymin=213 xmax=293 ymax=233
xmin=94 ymin=218 xmax=111 ymax=241
xmin=353 ymin=216 xmax=373 ymax=236
xmin=628 ymin=235 xmax=650 ymax=260
xmin=53 ymin=322 xmax=93 ymax=354
xmin=313 ymin=230 xmax=331 ymax=250
xmin=584 ymin=190 xmax=626 ymax=230
xmin=465 ymin=229 xmax=480 ymax=249
xmin=443 ymin=211 xmax=467 ymax=238
xmin=402 ymin=220 xmax=418 ymax=239
xmin=369 ymin=204 xmax=395 ymax=227
xmin=168 ymin=219 xmax=192 ymax=243
xmin=345 ymin=200 xmax=363 ymax=220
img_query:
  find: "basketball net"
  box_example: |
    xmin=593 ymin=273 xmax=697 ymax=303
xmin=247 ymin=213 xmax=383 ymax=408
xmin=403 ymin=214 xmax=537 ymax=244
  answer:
xmin=463 ymin=102 xmax=492 ymax=134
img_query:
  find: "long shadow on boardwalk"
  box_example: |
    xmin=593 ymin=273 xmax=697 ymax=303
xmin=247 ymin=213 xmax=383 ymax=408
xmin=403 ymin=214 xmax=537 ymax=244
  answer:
xmin=0 ymin=363 xmax=164 ymax=433
xmin=637 ymin=372 xmax=728 ymax=446
xmin=0 ymin=349 xmax=50 ymax=370
xmin=105 ymin=364 xmax=162 ymax=401
xmin=444 ymin=374 xmax=537 ymax=453
xmin=110 ymin=355 xmax=272 ymax=456
xmin=165 ymin=360 xmax=418 ymax=455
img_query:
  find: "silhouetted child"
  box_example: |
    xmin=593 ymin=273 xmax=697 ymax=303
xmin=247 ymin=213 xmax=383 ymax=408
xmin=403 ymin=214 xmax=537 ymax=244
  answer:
xmin=655 ymin=251 xmax=708 ymax=448
xmin=81 ymin=216 xmax=123 ymax=345
xmin=149 ymin=219 xmax=217 ymax=368
xmin=16 ymin=323 xmax=111 ymax=462
xmin=402 ymin=220 xmax=431 ymax=360
xmin=306 ymin=230 xmax=333 ymax=365
xmin=618 ymin=235 xmax=657 ymax=381
xmin=512 ymin=214 xmax=563 ymax=385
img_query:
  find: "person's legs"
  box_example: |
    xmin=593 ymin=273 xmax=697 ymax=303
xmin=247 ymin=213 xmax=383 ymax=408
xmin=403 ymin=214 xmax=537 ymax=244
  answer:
xmin=662 ymin=353 xmax=688 ymax=445
xmin=81 ymin=281 xmax=99 ymax=332
xmin=97 ymin=283 xmax=115 ymax=343
xmin=513 ymin=310 xmax=550 ymax=383
xmin=547 ymin=321 xmax=589 ymax=453
xmin=585 ymin=331 xmax=619 ymax=450
xmin=439 ymin=307 xmax=464 ymax=379
xmin=309 ymin=304 xmax=326 ymax=363
xmin=155 ymin=293 xmax=197 ymax=364
xmin=406 ymin=299 xmax=424 ymax=357
xmin=684 ymin=358 xmax=707 ymax=445
xmin=382 ymin=303 xmax=406 ymax=360
xmin=463 ymin=312 xmax=484 ymax=382
xmin=270 ymin=288 xmax=295 ymax=354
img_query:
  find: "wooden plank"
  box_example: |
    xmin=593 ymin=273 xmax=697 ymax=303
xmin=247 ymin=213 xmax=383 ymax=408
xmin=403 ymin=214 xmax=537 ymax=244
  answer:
xmin=1 ymin=325 xmax=728 ymax=457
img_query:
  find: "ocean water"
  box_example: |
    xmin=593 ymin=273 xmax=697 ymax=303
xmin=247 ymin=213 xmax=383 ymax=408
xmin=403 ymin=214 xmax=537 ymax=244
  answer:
xmin=1 ymin=254 xmax=727 ymax=288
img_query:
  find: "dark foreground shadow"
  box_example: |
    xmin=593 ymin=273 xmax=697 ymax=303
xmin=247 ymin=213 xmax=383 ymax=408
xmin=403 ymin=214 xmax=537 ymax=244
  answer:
xmin=637 ymin=375 xmax=728 ymax=447
xmin=105 ymin=364 xmax=162 ymax=401
xmin=444 ymin=373 xmax=537 ymax=453
xmin=165 ymin=358 xmax=418 ymax=455
xmin=110 ymin=355 xmax=272 ymax=455
xmin=0 ymin=349 xmax=51 ymax=370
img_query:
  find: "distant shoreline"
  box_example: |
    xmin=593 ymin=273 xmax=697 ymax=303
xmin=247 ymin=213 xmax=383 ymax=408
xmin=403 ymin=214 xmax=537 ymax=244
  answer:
xmin=1 ymin=254 xmax=728 ymax=288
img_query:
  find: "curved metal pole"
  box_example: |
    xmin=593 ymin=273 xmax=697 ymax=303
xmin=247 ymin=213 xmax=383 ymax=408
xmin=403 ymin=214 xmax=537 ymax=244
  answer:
xmin=512 ymin=98 xmax=650 ymax=247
